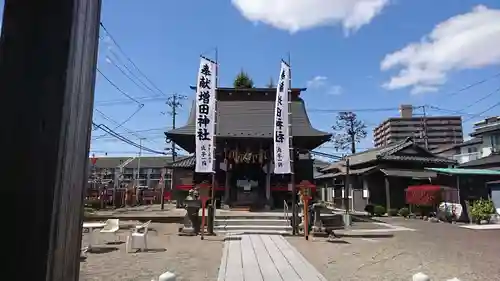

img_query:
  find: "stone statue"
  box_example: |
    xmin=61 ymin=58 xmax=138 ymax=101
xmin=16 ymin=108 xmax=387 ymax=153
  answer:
xmin=179 ymin=189 xmax=201 ymax=236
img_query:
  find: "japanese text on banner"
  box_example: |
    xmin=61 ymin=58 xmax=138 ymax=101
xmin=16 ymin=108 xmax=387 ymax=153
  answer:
xmin=195 ymin=58 xmax=217 ymax=173
xmin=273 ymin=61 xmax=291 ymax=174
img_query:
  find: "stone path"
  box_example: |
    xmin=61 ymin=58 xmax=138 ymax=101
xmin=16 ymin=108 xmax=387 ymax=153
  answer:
xmin=217 ymin=235 xmax=327 ymax=281
xmin=459 ymin=224 xmax=500 ymax=230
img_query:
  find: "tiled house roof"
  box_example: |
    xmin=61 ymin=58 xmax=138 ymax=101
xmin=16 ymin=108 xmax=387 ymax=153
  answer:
xmin=321 ymin=138 xmax=456 ymax=172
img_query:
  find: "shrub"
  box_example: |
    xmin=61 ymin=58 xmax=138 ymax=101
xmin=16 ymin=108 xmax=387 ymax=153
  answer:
xmin=364 ymin=204 xmax=375 ymax=216
xmin=387 ymin=208 xmax=398 ymax=216
xmin=398 ymin=207 xmax=410 ymax=217
xmin=84 ymin=199 xmax=101 ymax=209
xmin=373 ymin=205 xmax=386 ymax=216
xmin=470 ymin=199 xmax=495 ymax=223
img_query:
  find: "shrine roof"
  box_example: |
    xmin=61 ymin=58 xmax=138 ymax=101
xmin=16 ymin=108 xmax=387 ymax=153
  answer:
xmin=165 ymin=98 xmax=331 ymax=152
xmin=167 ymin=100 xmax=329 ymax=138
xmin=188 ymin=86 xmax=307 ymax=93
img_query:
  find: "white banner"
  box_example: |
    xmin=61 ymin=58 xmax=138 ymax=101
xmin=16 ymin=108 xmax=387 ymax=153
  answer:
xmin=273 ymin=61 xmax=291 ymax=174
xmin=195 ymin=57 xmax=217 ymax=173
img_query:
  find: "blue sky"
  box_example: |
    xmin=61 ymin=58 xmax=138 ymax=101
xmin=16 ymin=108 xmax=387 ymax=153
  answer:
xmin=3 ymin=1 xmax=499 ymax=157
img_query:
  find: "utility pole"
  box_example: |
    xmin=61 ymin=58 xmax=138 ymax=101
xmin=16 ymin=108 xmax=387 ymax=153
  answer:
xmin=136 ymin=138 xmax=143 ymax=205
xmin=344 ymin=158 xmax=351 ymax=228
xmin=163 ymin=93 xmax=186 ymax=210
xmin=137 ymin=138 xmax=143 ymax=183
xmin=422 ymin=106 xmax=428 ymax=149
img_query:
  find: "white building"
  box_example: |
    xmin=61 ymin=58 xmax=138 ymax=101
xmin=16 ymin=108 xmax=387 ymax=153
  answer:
xmin=432 ymin=116 xmax=500 ymax=164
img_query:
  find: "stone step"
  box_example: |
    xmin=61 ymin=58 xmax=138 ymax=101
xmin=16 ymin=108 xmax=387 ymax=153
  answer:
xmin=215 ymin=219 xmax=290 ymax=226
xmin=214 ymin=225 xmax=293 ymax=232
xmin=215 ymin=229 xmax=292 ymax=235
xmin=215 ymin=215 xmax=287 ymax=220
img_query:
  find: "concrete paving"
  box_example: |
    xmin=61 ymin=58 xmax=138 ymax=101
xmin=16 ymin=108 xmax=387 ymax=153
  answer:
xmin=289 ymin=217 xmax=500 ymax=281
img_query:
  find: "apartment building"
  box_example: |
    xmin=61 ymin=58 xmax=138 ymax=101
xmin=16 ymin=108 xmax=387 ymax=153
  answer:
xmin=373 ymin=105 xmax=463 ymax=150
xmin=88 ymin=156 xmax=183 ymax=189
xmin=433 ymin=116 xmax=500 ymax=164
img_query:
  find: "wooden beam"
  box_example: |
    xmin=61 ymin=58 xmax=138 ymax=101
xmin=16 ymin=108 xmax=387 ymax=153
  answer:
xmin=385 ymin=177 xmax=391 ymax=215
xmin=0 ymin=0 xmax=102 ymax=280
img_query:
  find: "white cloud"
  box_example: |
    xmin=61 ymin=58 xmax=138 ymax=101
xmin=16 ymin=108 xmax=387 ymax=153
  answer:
xmin=306 ymin=76 xmax=343 ymax=95
xmin=231 ymin=0 xmax=390 ymax=34
xmin=328 ymin=85 xmax=343 ymax=95
xmin=381 ymin=5 xmax=500 ymax=93
xmin=307 ymin=76 xmax=328 ymax=88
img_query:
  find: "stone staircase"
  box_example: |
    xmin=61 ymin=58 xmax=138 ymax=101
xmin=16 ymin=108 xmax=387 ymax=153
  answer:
xmin=214 ymin=214 xmax=292 ymax=235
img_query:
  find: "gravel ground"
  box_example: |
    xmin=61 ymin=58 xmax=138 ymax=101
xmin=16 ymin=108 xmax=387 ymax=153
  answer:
xmin=80 ymin=223 xmax=224 ymax=281
xmin=288 ymin=218 xmax=500 ymax=281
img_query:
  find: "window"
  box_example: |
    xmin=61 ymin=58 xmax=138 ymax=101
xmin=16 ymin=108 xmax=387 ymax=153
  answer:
xmin=491 ymin=134 xmax=500 ymax=149
xmin=467 ymin=147 xmax=478 ymax=153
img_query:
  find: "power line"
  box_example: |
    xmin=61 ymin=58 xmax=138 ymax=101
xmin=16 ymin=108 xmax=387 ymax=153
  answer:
xmin=96 ymin=68 xmax=144 ymax=105
xmin=104 ymin=53 xmax=158 ymax=97
xmin=436 ymin=72 xmax=500 ymax=101
xmin=463 ymin=101 xmax=500 ymax=123
xmin=95 ymin=96 xmax=167 ymax=106
xmin=93 ymin=122 xmax=166 ymax=155
xmin=457 ymin=86 xmax=500 ymax=112
xmin=100 ymin=22 xmax=167 ymax=97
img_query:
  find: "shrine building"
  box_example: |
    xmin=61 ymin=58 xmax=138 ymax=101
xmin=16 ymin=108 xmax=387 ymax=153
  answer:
xmin=165 ymin=86 xmax=331 ymax=209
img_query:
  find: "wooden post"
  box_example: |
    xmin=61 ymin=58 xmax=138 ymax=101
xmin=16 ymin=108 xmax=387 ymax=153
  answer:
xmin=303 ymin=193 xmax=309 ymax=240
xmin=0 ymin=0 xmax=102 ymax=280
xmin=385 ymin=177 xmax=391 ymax=215
xmin=199 ymin=183 xmax=210 ymax=240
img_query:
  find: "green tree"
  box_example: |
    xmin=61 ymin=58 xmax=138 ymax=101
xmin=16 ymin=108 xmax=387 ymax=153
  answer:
xmin=331 ymin=111 xmax=367 ymax=154
xmin=266 ymin=77 xmax=275 ymax=88
xmin=233 ymin=70 xmax=254 ymax=89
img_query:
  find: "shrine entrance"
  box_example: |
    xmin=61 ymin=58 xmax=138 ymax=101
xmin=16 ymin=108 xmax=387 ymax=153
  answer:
xmin=230 ymin=162 xmax=266 ymax=208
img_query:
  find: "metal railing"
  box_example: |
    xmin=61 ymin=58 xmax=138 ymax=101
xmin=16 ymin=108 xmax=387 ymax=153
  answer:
xmin=451 ymin=152 xmax=480 ymax=164
xmin=283 ymin=200 xmax=289 ymax=225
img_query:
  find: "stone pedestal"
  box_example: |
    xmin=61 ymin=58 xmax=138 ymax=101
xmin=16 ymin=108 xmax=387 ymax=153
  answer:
xmin=311 ymin=204 xmax=323 ymax=236
xmin=178 ymin=205 xmax=200 ymax=236
xmin=343 ymin=213 xmax=351 ymax=228
xmin=178 ymin=214 xmax=196 ymax=236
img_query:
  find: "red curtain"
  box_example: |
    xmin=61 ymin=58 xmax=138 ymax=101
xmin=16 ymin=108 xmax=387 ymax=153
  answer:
xmin=406 ymin=185 xmax=442 ymax=205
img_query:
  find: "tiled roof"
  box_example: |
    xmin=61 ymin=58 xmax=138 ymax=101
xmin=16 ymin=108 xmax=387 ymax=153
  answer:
xmin=168 ymin=155 xmax=196 ymax=168
xmin=431 ymin=138 xmax=482 ymax=154
xmin=89 ymin=156 xmax=188 ymax=169
xmin=321 ymin=138 xmax=456 ymax=172
xmin=470 ymin=123 xmax=500 ymax=137
xmin=167 ymin=100 xmax=331 ymax=138
xmin=126 ymin=157 xmax=172 ymax=169
xmin=313 ymin=158 xmax=330 ymax=169
xmin=89 ymin=157 xmax=130 ymax=169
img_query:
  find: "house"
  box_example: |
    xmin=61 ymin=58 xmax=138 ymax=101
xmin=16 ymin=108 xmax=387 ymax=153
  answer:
xmin=433 ymin=116 xmax=500 ymax=164
xmin=88 ymin=156 xmax=187 ymax=189
xmin=317 ymin=138 xmax=456 ymax=213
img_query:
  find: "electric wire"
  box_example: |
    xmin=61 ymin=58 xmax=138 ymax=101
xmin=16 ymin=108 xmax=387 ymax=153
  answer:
xmin=96 ymin=68 xmax=143 ymax=105
xmin=463 ymin=101 xmax=500 ymax=123
xmin=92 ymin=122 xmax=166 ymax=155
xmin=105 ymin=52 xmax=158 ymax=97
xmin=100 ymin=22 xmax=167 ymax=96
xmin=435 ymin=72 xmax=500 ymax=101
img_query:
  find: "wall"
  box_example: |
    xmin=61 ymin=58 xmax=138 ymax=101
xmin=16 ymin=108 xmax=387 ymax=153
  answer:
xmin=480 ymin=132 xmax=500 ymax=157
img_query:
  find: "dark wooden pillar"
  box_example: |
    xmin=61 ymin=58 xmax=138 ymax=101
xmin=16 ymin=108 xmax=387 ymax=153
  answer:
xmin=0 ymin=0 xmax=101 ymax=280
xmin=385 ymin=177 xmax=391 ymax=215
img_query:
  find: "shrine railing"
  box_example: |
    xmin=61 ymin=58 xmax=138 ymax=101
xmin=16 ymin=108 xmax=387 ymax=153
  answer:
xmin=283 ymin=200 xmax=290 ymax=225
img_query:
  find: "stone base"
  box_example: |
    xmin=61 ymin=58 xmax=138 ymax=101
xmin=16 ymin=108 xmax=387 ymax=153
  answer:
xmin=178 ymin=226 xmax=197 ymax=236
xmin=311 ymin=226 xmax=325 ymax=237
